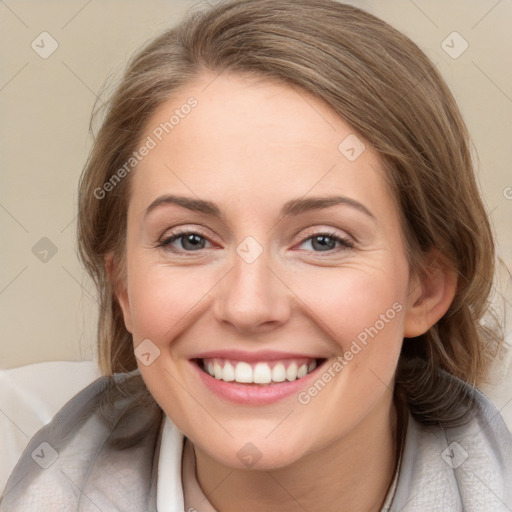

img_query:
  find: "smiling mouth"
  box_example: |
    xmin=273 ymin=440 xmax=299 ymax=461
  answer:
xmin=193 ymin=357 xmax=326 ymax=385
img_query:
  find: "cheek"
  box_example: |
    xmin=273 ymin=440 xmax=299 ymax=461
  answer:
xmin=288 ymin=264 xmax=407 ymax=394
xmin=291 ymin=266 xmax=406 ymax=346
xmin=126 ymin=260 xmax=206 ymax=342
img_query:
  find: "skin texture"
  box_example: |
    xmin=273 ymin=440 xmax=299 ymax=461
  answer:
xmin=113 ymin=72 xmax=457 ymax=512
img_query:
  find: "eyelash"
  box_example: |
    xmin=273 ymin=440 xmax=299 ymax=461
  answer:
xmin=156 ymin=228 xmax=355 ymax=255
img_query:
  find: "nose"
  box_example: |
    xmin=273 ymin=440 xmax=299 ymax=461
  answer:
xmin=212 ymin=248 xmax=292 ymax=334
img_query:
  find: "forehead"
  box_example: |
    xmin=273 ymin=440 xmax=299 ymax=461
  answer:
xmin=128 ymin=72 xmax=397 ymax=225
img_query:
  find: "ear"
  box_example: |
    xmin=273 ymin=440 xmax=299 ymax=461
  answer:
xmin=403 ymin=248 xmax=458 ymax=338
xmin=105 ymin=252 xmax=133 ymax=333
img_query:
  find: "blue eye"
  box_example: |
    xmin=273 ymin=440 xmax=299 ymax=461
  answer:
xmin=297 ymin=232 xmax=354 ymax=252
xmin=158 ymin=231 xmax=212 ymax=252
xmin=157 ymin=230 xmax=354 ymax=254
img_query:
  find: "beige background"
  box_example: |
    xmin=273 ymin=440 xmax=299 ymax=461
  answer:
xmin=1 ymin=0 xmax=511 ymax=369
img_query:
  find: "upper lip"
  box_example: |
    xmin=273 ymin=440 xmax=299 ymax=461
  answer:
xmin=190 ymin=350 xmax=326 ymax=362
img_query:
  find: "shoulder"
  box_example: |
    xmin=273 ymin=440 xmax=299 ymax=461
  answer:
xmin=393 ymin=375 xmax=512 ymax=511
xmin=0 ymin=371 xmax=164 ymax=512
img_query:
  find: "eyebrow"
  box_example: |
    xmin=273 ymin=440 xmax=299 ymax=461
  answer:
xmin=144 ymin=194 xmax=376 ymax=222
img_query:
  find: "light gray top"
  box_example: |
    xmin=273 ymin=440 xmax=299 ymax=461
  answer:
xmin=1 ymin=369 xmax=511 ymax=511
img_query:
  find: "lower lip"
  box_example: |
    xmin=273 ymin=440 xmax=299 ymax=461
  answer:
xmin=191 ymin=360 xmax=326 ymax=405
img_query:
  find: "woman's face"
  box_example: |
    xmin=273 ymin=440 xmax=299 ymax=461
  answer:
xmin=116 ymin=72 xmax=423 ymax=470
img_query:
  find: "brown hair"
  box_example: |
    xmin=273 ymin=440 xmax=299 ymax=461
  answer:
xmin=77 ymin=0 xmax=504 ymax=425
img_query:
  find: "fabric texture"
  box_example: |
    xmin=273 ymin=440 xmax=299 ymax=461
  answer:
xmin=1 ymin=369 xmax=511 ymax=511
xmin=0 ymin=361 xmax=102 ymax=491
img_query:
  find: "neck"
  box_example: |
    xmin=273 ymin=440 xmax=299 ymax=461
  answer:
xmin=193 ymin=396 xmax=400 ymax=512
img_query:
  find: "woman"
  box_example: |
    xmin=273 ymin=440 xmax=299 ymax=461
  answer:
xmin=1 ymin=0 xmax=511 ymax=510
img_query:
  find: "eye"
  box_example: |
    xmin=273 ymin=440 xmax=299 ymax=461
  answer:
xmin=157 ymin=228 xmax=354 ymax=255
xmin=157 ymin=230 xmax=213 ymax=253
xmin=296 ymin=231 xmax=354 ymax=252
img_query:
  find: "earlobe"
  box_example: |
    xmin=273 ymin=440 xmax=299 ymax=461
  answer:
xmin=105 ymin=253 xmax=133 ymax=333
xmin=403 ymin=249 xmax=458 ymax=338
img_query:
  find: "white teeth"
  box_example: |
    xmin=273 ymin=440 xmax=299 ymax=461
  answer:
xmin=202 ymin=358 xmax=320 ymax=384
xmin=214 ymin=361 xmax=223 ymax=379
xmin=286 ymin=362 xmax=298 ymax=381
xmin=271 ymin=363 xmax=287 ymax=382
xmin=253 ymin=363 xmax=272 ymax=384
xmin=235 ymin=362 xmax=253 ymax=383
xmin=223 ymin=361 xmax=235 ymax=382
xmin=297 ymin=364 xmax=308 ymax=379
